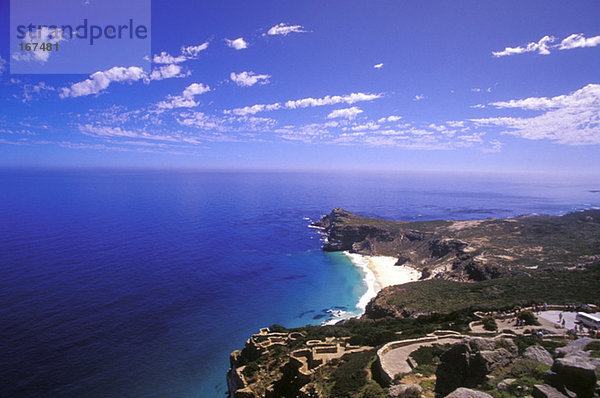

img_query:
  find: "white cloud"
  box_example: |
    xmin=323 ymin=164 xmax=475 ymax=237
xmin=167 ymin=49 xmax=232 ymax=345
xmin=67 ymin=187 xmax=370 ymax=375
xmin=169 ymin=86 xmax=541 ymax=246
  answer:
xmin=226 ymin=37 xmax=248 ymax=50
xmin=60 ymin=66 xmax=147 ymax=98
xmin=182 ymin=83 xmax=210 ymax=98
xmin=490 ymin=84 xmax=599 ymax=110
xmin=149 ymin=64 xmax=189 ymax=80
xmin=351 ymin=121 xmax=380 ymax=131
xmin=377 ymin=115 xmax=402 ymax=123
xmin=492 ymin=35 xmax=555 ymax=57
xmin=328 ymin=107 xmax=363 ymax=120
xmin=152 ymin=42 xmax=209 ymax=64
xmin=285 ymin=92 xmax=382 ymax=109
xmin=414 ymin=94 xmax=425 ymax=101
xmin=483 ymin=139 xmax=503 ymax=153
xmin=226 ymin=92 xmax=382 ymax=116
xmin=230 ymin=71 xmax=271 ymax=87
xmin=152 ymin=51 xmax=187 ymax=64
xmin=493 ymin=33 xmax=600 ymax=57
xmin=266 ymin=23 xmax=307 ymax=36
xmin=22 ymin=81 xmax=55 ymax=102
xmin=0 ymin=56 xmax=6 ymax=75
xmin=157 ymin=82 xmax=210 ymax=109
xmin=559 ymin=33 xmax=600 ymax=50
xmin=471 ymin=84 xmax=600 ymax=145
xmin=60 ymin=62 xmax=190 ymax=98
xmin=227 ymin=103 xmax=282 ymax=116
xmin=181 ymin=42 xmax=210 ymax=57
xmin=12 ymin=27 xmax=66 ymax=63
xmin=373 ymin=63 xmax=384 ymax=69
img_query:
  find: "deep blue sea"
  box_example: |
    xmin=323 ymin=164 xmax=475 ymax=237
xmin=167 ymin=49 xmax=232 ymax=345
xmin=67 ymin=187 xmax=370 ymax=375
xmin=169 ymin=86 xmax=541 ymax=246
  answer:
xmin=0 ymin=170 xmax=598 ymax=397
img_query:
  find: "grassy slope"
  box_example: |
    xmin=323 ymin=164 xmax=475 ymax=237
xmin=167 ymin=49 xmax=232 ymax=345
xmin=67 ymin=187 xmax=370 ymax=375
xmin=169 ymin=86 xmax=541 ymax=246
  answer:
xmin=371 ymin=267 xmax=600 ymax=316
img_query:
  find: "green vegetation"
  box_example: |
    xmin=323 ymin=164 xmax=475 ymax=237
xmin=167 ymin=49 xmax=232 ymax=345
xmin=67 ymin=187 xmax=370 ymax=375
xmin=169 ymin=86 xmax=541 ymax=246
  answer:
xmin=325 ymin=208 xmax=600 ymax=271
xmin=482 ymin=316 xmax=498 ymax=331
xmin=410 ymin=344 xmax=451 ymax=376
xmin=369 ymin=267 xmax=600 ymax=317
xmin=517 ymin=311 xmax=540 ymax=326
xmin=268 ymin=324 xmax=287 ymax=333
xmin=329 ymin=350 xmax=377 ymax=397
xmin=486 ymin=358 xmax=551 ymax=397
xmin=357 ymin=381 xmax=386 ymax=398
xmin=289 ymin=310 xmax=474 ymax=349
xmin=508 ymin=358 xmax=550 ymax=379
xmin=511 ymin=334 xmax=566 ymax=356
xmin=585 ymin=340 xmax=600 ymax=358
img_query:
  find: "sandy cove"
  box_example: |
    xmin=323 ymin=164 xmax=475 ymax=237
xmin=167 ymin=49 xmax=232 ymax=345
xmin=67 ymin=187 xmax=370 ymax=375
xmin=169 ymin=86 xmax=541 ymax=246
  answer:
xmin=343 ymin=252 xmax=421 ymax=311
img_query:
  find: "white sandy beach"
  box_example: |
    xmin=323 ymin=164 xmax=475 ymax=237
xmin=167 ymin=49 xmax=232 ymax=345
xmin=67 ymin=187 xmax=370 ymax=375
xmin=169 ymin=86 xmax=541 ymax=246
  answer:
xmin=343 ymin=252 xmax=421 ymax=311
xmin=322 ymin=252 xmax=422 ymax=325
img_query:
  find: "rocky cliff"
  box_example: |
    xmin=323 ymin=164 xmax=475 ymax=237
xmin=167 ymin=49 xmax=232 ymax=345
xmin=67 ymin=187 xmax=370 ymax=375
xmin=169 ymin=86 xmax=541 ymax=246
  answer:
xmin=313 ymin=208 xmax=600 ymax=283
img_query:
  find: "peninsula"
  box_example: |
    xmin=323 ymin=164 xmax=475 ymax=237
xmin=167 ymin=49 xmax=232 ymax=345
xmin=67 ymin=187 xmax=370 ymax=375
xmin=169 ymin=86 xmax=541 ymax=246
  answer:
xmin=227 ymin=209 xmax=600 ymax=397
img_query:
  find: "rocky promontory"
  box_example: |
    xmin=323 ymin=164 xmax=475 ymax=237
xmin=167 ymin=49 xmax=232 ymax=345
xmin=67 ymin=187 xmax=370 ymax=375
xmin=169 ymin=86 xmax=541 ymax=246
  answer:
xmin=227 ymin=209 xmax=600 ymax=397
xmin=312 ymin=208 xmax=600 ymax=282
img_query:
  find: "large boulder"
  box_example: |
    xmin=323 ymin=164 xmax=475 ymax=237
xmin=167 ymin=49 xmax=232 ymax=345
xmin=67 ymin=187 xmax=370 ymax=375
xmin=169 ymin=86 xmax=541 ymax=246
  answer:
xmin=523 ymin=345 xmax=554 ymax=366
xmin=387 ymin=383 xmax=422 ymax=398
xmin=435 ymin=337 xmax=517 ymax=396
xmin=445 ymin=387 xmax=493 ymax=398
xmin=532 ymin=384 xmax=568 ymax=398
xmin=554 ymin=337 xmax=594 ymax=358
xmin=545 ymin=351 xmax=599 ymax=398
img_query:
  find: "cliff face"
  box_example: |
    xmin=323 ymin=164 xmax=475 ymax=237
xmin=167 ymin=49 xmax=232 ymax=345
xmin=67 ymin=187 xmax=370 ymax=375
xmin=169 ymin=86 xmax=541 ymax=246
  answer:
xmin=312 ymin=208 xmax=600 ymax=284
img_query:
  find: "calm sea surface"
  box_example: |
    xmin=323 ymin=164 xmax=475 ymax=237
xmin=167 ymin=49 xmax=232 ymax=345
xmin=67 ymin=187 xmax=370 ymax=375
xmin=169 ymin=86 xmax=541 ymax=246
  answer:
xmin=0 ymin=170 xmax=598 ymax=397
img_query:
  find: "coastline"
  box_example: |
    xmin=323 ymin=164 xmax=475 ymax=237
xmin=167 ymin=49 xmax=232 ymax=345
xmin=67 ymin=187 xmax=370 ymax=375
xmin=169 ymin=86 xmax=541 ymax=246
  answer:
xmin=323 ymin=252 xmax=421 ymax=324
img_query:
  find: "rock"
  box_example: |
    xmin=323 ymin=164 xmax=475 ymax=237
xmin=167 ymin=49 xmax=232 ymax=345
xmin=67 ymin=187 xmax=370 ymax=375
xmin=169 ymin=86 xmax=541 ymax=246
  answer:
xmin=394 ymin=255 xmax=410 ymax=266
xmin=387 ymin=383 xmax=423 ymax=397
xmin=524 ymin=345 xmax=554 ymax=366
xmin=545 ymin=354 xmax=598 ymax=398
xmin=311 ymin=209 xmax=395 ymax=252
xmin=497 ymin=378 xmax=515 ymax=391
xmin=445 ymin=387 xmax=493 ymax=398
xmin=554 ymin=337 xmax=594 ymax=358
xmin=435 ymin=337 xmax=517 ymax=396
xmin=532 ymin=384 xmax=568 ymax=398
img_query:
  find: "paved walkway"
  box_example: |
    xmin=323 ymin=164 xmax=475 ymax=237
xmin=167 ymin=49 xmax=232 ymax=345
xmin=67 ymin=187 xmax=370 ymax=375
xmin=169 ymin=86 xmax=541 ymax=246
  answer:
xmin=538 ymin=310 xmax=577 ymax=330
xmin=470 ymin=311 xmax=570 ymax=335
xmin=380 ymin=337 xmax=463 ymax=376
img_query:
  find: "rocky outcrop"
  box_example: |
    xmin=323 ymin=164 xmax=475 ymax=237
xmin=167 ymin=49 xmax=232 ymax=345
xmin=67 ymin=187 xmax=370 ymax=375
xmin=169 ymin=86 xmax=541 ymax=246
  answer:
xmin=387 ymin=383 xmax=423 ymax=397
xmin=543 ymin=338 xmax=600 ymax=398
xmin=523 ymin=345 xmax=554 ymax=366
xmin=435 ymin=337 xmax=518 ymax=396
xmin=445 ymin=387 xmax=493 ymax=398
xmin=313 ymin=208 xmax=600 ymax=284
xmin=532 ymin=384 xmax=569 ymax=398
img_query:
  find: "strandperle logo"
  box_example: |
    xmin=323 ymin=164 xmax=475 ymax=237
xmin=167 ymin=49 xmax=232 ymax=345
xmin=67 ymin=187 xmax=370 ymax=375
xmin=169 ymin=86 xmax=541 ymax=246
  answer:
xmin=16 ymin=19 xmax=149 ymax=45
xmin=10 ymin=0 xmax=151 ymax=74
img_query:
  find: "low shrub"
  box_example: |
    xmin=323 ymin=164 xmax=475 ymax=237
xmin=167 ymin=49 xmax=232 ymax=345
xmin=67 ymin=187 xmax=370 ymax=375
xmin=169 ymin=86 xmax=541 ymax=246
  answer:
xmin=508 ymin=358 xmax=550 ymax=379
xmin=330 ymin=350 xmax=377 ymax=397
xmin=268 ymin=324 xmax=287 ymax=333
xmin=358 ymin=381 xmax=386 ymax=398
xmin=517 ymin=311 xmax=540 ymax=326
xmin=482 ymin=316 xmax=498 ymax=331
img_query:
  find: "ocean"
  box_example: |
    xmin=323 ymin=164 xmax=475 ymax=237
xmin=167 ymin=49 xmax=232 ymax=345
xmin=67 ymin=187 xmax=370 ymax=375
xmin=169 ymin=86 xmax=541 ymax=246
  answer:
xmin=0 ymin=170 xmax=598 ymax=397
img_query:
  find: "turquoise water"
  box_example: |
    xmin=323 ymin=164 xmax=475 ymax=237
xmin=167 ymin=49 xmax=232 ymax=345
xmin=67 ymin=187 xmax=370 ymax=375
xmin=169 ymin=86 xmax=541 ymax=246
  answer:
xmin=0 ymin=170 xmax=598 ymax=397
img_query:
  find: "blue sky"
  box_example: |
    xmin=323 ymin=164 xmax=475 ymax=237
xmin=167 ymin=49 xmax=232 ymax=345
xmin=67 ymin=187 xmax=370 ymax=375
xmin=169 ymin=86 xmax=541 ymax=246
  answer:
xmin=1 ymin=0 xmax=599 ymax=174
